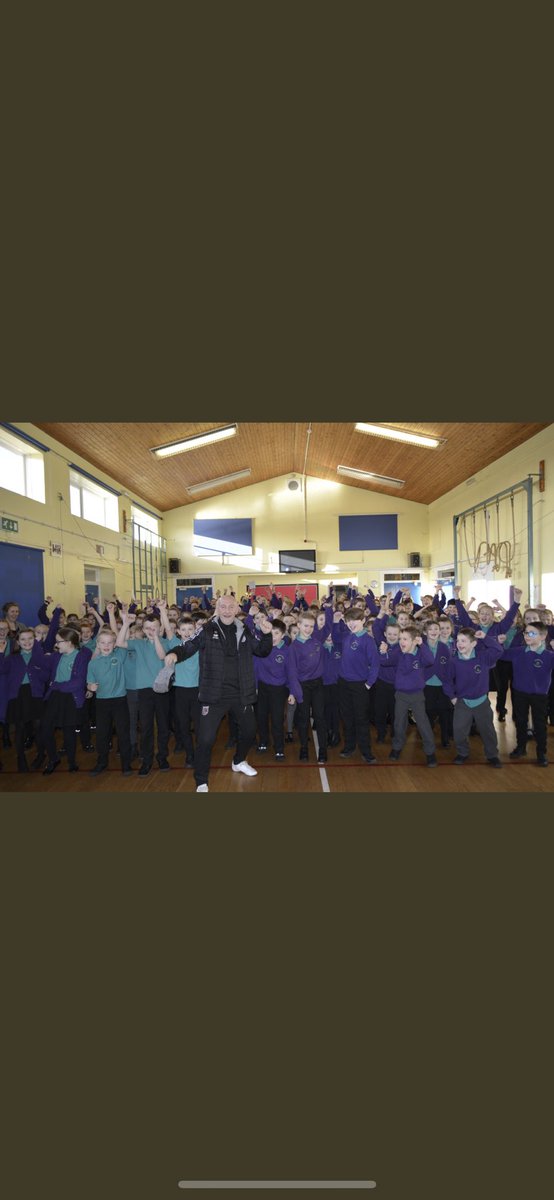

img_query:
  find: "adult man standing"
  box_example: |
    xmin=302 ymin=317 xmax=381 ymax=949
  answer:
xmin=165 ymin=594 xmax=273 ymax=793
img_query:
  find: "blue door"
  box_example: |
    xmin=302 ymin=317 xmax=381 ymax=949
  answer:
xmin=0 ymin=544 xmax=45 ymax=627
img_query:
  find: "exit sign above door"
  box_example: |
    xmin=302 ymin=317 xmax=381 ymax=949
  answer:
xmin=2 ymin=517 xmax=19 ymax=532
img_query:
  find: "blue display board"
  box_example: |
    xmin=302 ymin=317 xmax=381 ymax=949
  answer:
xmin=193 ymin=518 xmax=253 ymax=555
xmin=339 ymin=514 xmax=398 ymax=551
xmin=0 ymin=543 xmax=45 ymax=626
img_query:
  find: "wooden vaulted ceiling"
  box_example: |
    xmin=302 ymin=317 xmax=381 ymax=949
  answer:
xmin=35 ymin=422 xmax=550 ymax=511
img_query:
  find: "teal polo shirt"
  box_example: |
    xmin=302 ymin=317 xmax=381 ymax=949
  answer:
xmin=167 ymin=635 xmax=200 ymax=688
xmin=87 ymin=647 xmax=128 ymax=699
xmin=131 ymin=637 xmax=171 ymax=689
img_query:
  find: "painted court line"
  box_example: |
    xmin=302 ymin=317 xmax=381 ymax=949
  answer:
xmin=311 ymin=730 xmax=331 ymax=792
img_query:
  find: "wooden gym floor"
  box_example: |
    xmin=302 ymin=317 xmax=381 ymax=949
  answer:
xmin=2 ymin=697 xmax=552 ymax=794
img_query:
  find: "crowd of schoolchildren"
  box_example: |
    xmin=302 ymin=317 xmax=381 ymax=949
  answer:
xmin=1 ymin=579 xmax=553 ymax=780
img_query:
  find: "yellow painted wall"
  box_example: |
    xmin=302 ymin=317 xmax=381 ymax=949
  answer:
xmin=163 ymin=474 xmax=431 ymax=599
xmin=428 ymin=425 xmax=554 ymax=608
xmin=0 ymin=423 xmax=163 ymax=613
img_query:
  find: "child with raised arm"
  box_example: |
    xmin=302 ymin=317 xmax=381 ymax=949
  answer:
xmin=86 ymin=623 xmax=134 ymax=776
xmin=331 ymin=607 xmax=380 ymax=764
xmin=254 ymin=618 xmax=302 ymax=759
xmin=443 ymin=629 xmax=503 ymax=767
xmin=499 ymin=622 xmax=554 ymax=766
xmin=287 ymin=606 xmax=333 ymax=762
xmin=378 ymin=624 xmax=438 ymax=766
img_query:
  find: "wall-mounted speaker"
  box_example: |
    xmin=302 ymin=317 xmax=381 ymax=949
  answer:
xmin=169 ymin=558 xmax=181 ymax=574
xmin=408 ymin=552 xmax=421 ymax=568
xmin=287 ymin=477 xmax=300 ymax=491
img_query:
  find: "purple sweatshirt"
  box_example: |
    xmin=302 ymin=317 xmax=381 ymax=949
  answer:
xmin=454 ymin=599 xmax=520 ymax=642
xmin=45 ymin=645 xmax=92 ymax=708
xmin=4 ymin=642 xmax=53 ymax=701
xmin=500 ymin=644 xmax=554 ymax=695
xmin=379 ymin=641 xmax=436 ymax=693
xmin=443 ymin=636 xmax=503 ymax=701
xmin=322 ymin=642 xmax=342 ymax=685
xmin=331 ymin=622 xmax=380 ymax=687
xmin=254 ymin=640 xmax=302 ymax=701
xmin=288 ymin=609 xmax=333 ymax=696
xmin=423 ymin=638 xmax=454 ymax=687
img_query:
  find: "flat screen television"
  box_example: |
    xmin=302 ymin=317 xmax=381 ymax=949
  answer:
xmin=278 ymin=549 xmax=316 ymax=573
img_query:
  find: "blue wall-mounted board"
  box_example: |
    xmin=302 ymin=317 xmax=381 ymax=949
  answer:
xmin=193 ymin=518 xmax=253 ymax=555
xmin=339 ymin=514 xmax=398 ymax=551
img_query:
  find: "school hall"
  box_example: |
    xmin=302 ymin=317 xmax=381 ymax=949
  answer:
xmin=1 ymin=420 xmax=553 ymax=795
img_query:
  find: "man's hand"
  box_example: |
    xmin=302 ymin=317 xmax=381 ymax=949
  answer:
xmin=165 ymin=653 xmax=178 ymax=667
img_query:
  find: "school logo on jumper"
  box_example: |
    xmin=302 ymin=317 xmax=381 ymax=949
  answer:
xmin=533 ymin=659 xmax=543 ymax=669
xmin=350 ymin=640 xmax=359 ymax=651
xmin=474 ymin=665 xmax=481 ymax=674
xmin=413 ymin=661 xmax=420 ymax=669
xmin=275 ymin=654 xmax=285 ymax=664
xmin=440 ymin=655 xmax=448 ymax=664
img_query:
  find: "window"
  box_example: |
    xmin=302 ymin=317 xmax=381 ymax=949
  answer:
xmin=70 ymin=469 xmax=119 ymax=531
xmin=0 ymin=427 xmax=45 ymax=503
xmin=131 ymin=505 xmax=160 ymax=547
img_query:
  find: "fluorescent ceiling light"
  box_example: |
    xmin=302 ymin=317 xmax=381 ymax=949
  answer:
xmin=337 ymin=465 xmax=405 ymax=488
xmin=355 ymin=422 xmax=445 ymax=449
xmin=187 ymin=468 xmax=252 ymax=495
xmin=151 ymin=424 xmax=238 ymax=458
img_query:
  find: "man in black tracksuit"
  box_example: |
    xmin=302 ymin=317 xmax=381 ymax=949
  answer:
xmin=165 ymin=594 xmax=272 ymax=792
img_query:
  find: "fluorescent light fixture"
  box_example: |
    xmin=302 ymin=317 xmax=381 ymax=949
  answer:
xmin=187 ymin=468 xmax=252 ymax=495
xmin=151 ymin=424 xmax=238 ymax=458
xmin=355 ymin=422 xmax=445 ymax=449
xmin=337 ymin=465 xmax=405 ymax=488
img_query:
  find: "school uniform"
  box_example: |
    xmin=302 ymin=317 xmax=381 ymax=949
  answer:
xmin=4 ymin=645 xmax=51 ymax=767
xmin=289 ymin=609 xmax=333 ymax=757
xmin=500 ymin=642 xmax=554 ymax=762
xmin=132 ymin=636 xmax=172 ymax=769
xmin=322 ymin=640 xmax=342 ymax=744
xmin=380 ymin=642 xmax=437 ymax=757
xmin=123 ymin=642 xmax=140 ymax=755
xmin=331 ymin=622 xmax=380 ymax=758
xmin=254 ymin=640 xmax=301 ymax=754
xmin=423 ymin=639 xmax=454 ymax=746
xmin=370 ymin=615 xmax=397 ymax=741
xmin=443 ymin=636 xmax=503 ymax=761
xmin=166 ymin=635 xmax=201 ymax=765
xmin=41 ymin=647 xmax=91 ymax=769
xmin=87 ymin=647 xmax=132 ymax=772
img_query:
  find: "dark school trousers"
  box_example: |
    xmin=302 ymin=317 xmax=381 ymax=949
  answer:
xmin=323 ymin=682 xmax=340 ymax=740
xmin=126 ymin=688 xmax=139 ymax=749
xmin=256 ymin=680 xmax=287 ymax=752
xmin=512 ymin=689 xmax=549 ymax=759
xmin=174 ymin=686 xmax=200 ymax=762
xmin=453 ymin=697 xmax=498 ymax=760
xmin=495 ymin=659 xmax=513 ymax=716
xmin=392 ymin=690 xmax=435 ymax=756
xmin=374 ymin=679 xmax=396 ymax=740
xmin=95 ymin=696 xmax=132 ymax=770
xmin=40 ymin=692 xmax=78 ymax=766
xmin=194 ymin=697 xmax=257 ymax=787
xmin=338 ymin=677 xmax=372 ymax=754
xmin=296 ymin=677 xmax=327 ymax=753
xmin=137 ymin=687 xmax=170 ymax=765
xmin=424 ymin=684 xmax=453 ymax=744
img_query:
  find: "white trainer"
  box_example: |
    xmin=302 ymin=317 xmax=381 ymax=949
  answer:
xmin=231 ymin=760 xmax=258 ymax=777
xmin=196 ymin=783 xmax=209 ymax=792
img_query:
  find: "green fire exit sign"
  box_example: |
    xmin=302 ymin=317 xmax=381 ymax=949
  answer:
xmin=2 ymin=517 xmax=19 ymax=532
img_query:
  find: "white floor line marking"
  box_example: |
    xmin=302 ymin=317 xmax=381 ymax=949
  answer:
xmin=312 ymin=729 xmax=331 ymax=793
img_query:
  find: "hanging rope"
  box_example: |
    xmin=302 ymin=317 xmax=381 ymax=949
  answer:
xmin=469 ymin=491 xmax=517 ymax=577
